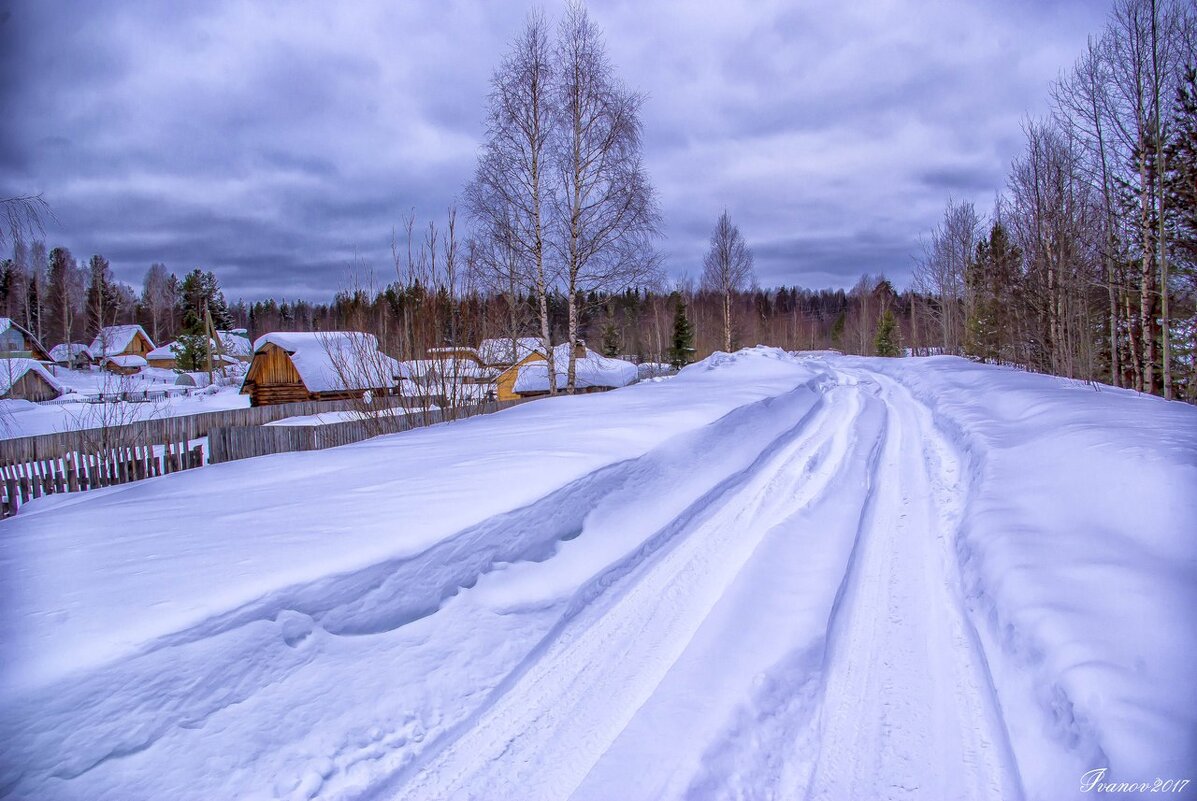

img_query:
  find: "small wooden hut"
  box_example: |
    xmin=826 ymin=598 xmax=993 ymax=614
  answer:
xmin=240 ymin=332 xmax=401 ymax=407
xmin=0 ymin=318 xmax=52 ymax=361
xmin=0 ymin=358 xmax=65 ymax=401
xmin=90 ymin=325 xmax=155 ymax=361
xmin=49 ymin=343 xmax=94 ymax=368
xmin=102 ymin=354 xmax=147 ymax=375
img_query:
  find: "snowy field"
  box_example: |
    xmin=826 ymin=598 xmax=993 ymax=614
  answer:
xmin=0 ymin=349 xmax=1194 ymax=801
xmin=0 ymin=367 xmax=248 ymax=440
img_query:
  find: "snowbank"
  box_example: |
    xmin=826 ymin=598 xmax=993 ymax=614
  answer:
xmin=863 ymin=356 xmax=1197 ymax=798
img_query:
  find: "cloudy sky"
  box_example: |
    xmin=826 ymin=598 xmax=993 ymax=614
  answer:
xmin=1 ymin=0 xmax=1112 ymax=301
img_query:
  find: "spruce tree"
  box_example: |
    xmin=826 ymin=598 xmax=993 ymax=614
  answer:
xmin=600 ymin=319 xmax=621 ymax=357
xmin=874 ymin=309 xmax=899 ymax=357
xmin=174 ymin=269 xmax=233 ymax=372
xmin=667 ymin=292 xmax=695 ymax=369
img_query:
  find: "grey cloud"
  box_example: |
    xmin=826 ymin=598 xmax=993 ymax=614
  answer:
xmin=1 ymin=0 xmax=1112 ymax=299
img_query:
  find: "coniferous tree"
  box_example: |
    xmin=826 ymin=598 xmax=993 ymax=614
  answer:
xmin=667 ymin=292 xmax=695 ymax=369
xmin=600 ymin=318 xmax=621 ymax=356
xmin=174 ymin=269 xmax=233 ymax=371
xmin=965 ymin=222 xmax=1022 ymax=363
xmin=874 ymin=309 xmax=899 ymax=357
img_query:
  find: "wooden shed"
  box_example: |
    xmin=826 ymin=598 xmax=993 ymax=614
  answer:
xmin=0 ymin=359 xmax=64 ymax=401
xmin=495 ymin=351 xmax=547 ymax=401
xmin=145 ymin=342 xmax=179 ymax=369
xmin=0 ymin=317 xmax=52 ymax=361
xmin=102 ymin=355 xmax=147 ymax=375
xmin=240 ymin=331 xmax=402 ymax=407
xmin=90 ymin=325 xmax=155 ymax=361
xmin=49 ymin=343 xmax=94 ymax=368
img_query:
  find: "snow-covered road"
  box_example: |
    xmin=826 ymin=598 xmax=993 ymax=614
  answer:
xmin=2 ymin=350 xmax=1194 ymax=801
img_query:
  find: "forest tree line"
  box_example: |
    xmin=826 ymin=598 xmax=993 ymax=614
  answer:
xmin=1 ymin=0 xmax=1193 ymax=403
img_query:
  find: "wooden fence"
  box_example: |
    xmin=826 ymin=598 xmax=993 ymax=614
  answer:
xmin=0 ymin=395 xmax=418 ymax=464
xmin=0 ymin=395 xmax=418 ymax=518
xmin=1 ymin=442 xmax=204 ymax=518
xmin=208 ymin=399 xmax=528 ymax=463
xmin=0 ymin=396 xmax=528 ymax=517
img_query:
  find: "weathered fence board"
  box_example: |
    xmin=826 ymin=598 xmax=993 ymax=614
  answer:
xmin=0 ymin=397 xmax=530 ymax=517
xmin=208 ymin=399 xmax=528 ymax=464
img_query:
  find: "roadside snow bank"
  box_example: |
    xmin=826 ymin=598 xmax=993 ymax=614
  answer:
xmin=869 ymin=356 xmax=1197 ymax=799
xmin=0 ymin=346 xmax=819 ymax=694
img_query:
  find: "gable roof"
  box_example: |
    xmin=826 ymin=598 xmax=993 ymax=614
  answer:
xmin=477 ymin=337 xmax=543 ymax=366
xmin=217 ymin=330 xmax=252 ymax=358
xmin=49 ymin=343 xmax=92 ymax=362
xmin=0 ymin=317 xmax=51 ymax=359
xmin=513 ymin=346 xmax=637 ymax=394
xmin=146 ymin=342 xmax=179 ymax=360
xmin=102 ymin=354 xmax=147 ymax=369
xmin=89 ymin=325 xmax=155 ymax=358
xmin=0 ymin=358 xmax=65 ymax=397
xmin=251 ymin=331 xmax=401 ymax=393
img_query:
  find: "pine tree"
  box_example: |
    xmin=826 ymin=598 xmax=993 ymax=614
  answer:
xmin=874 ymin=309 xmax=899 ymax=357
xmin=600 ymin=318 xmax=621 ymax=356
xmin=174 ymin=269 xmax=234 ymax=371
xmin=965 ymin=222 xmax=1021 ymax=363
xmin=667 ymin=292 xmax=695 ymax=369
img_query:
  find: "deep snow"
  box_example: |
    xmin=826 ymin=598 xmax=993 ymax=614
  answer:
xmin=0 ymin=349 xmax=1193 ymax=801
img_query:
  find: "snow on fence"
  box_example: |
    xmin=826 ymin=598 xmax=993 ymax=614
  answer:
xmin=0 ymin=397 xmax=530 ymax=517
xmin=207 ymin=399 xmax=529 ymax=464
xmin=0 ymin=443 xmax=205 ymax=517
xmin=0 ymin=395 xmax=418 ymax=518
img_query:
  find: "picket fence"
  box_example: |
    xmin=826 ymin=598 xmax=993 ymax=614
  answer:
xmin=0 ymin=395 xmax=419 ymax=517
xmin=208 ymin=399 xmax=528 ymax=463
xmin=0 ymin=396 xmax=528 ymax=517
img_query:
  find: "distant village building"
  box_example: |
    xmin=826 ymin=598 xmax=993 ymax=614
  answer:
xmin=490 ymin=341 xmax=637 ymax=401
xmin=477 ymin=337 xmax=542 ymax=368
xmin=146 ymin=342 xmax=180 ymax=370
xmin=102 ymin=354 xmax=148 ymax=376
xmin=217 ymin=329 xmax=253 ymax=363
xmin=0 ymin=318 xmax=51 ymax=361
xmin=240 ymin=332 xmax=401 ymax=406
xmin=49 ymin=343 xmax=94 ymax=369
xmin=0 ymin=358 xmax=65 ymax=401
xmin=90 ymin=325 xmax=155 ymax=361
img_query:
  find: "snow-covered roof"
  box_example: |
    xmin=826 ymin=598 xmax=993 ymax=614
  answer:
xmin=217 ymin=330 xmax=252 ymax=358
xmin=146 ymin=342 xmax=179 ymax=360
xmin=0 ymin=317 xmax=49 ymax=356
xmin=513 ymin=346 xmax=637 ymax=393
xmin=103 ymin=354 xmax=147 ymax=368
xmin=0 ymin=358 xmax=64 ymax=397
xmin=49 ymin=343 xmax=92 ymax=362
xmin=477 ymin=337 xmax=543 ymax=366
xmin=90 ymin=325 xmax=154 ymax=358
xmin=252 ymin=331 xmax=401 ymax=393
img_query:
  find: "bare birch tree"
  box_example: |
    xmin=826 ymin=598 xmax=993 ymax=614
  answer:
xmin=467 ymin=10 xmax=559 ymax=395
xmin=551 ymin=1 xmax=660 ymax=390
xmin=700 ymin=210 xmax=755 ymax=352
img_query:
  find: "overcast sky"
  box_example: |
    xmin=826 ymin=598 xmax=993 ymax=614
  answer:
xmin=1 ymin=0 xmax=1113 ymax=301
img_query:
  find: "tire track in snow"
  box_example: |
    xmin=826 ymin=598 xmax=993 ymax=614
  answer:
xmin=802 ymin=371 xmax=1023 ymax=801
xmin=381 ymin=384 xmax=869 ymax=801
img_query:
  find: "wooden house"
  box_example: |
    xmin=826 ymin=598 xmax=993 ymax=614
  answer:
xmin=498 ymin=342 xmax=636 ymax=400
xmin=240 ymin=331 xmax=402 ymax=407
xmin=49 ymin=343 xmax=94 ymax=368
xmin=145 ymin=342 xmax=179 ymax=369
xmin=0 ymin=317 xmax=51 ymax=361
xmin=102 ymin=354 xmax=147 ymax=375
xmin=90 ymin=325 xmax=155 ymax=361
xmin=0 ymin=358 xmax=64 ymax=401
xmin=495 ymin=350 xmax=551 ymax=401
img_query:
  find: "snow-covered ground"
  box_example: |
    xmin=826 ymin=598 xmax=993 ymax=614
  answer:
xmin=0 ymin=349 xmax=1193 ymax=801
xmin=0 ymin=366 xmax=248 ymax=440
